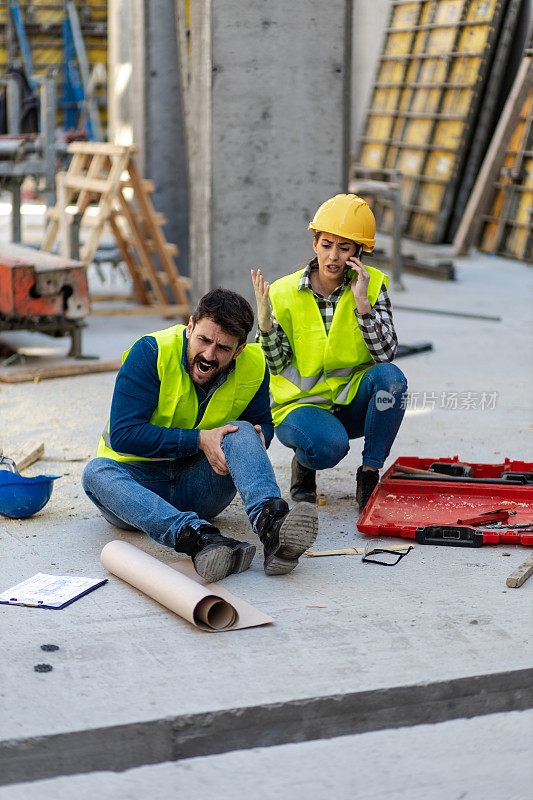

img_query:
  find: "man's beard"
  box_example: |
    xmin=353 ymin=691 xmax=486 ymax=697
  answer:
xmin=186 ymin=345 xmax=226 ymax=388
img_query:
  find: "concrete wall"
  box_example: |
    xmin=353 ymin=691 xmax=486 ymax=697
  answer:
xmin=351 ymin=0 xmax=391 ymax=149
xmin=108 ymin=0 xmax=189 ymax=277
xmin=188 ymin=0 xmax=353 ymax=305
xmin=109 ymin=0 xmax=390 ymax=302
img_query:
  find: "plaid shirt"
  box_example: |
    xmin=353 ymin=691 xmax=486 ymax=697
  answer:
xmin=256 ymin=259 xmax=397 ymax=374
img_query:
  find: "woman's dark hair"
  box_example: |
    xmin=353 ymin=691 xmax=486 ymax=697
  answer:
xmin=191 ymin=288 xmax=254 ymax=345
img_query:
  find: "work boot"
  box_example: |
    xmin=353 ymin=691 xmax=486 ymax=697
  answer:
xmin=290 ymin=455 xmax=317 ymax=503
xmin=255 ymin=498 xmax=318 ymax=576
xmin=176 ymin=523 xmax=256 ymax=582
xmin=356 ymin=467 xmax=380 ymax=515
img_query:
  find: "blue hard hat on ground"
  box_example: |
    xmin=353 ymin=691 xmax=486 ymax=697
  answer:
xmin=0 ymin=456 xmax=61 ymax=519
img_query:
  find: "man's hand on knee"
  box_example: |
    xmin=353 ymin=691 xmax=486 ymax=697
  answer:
xmin=254 ymin=425 xmax=266 ymax=449
xmin=198 ymin=425 xmax=238 ymax=475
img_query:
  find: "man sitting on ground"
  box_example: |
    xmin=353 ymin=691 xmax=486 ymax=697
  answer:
xmin=82 ymin=288 xmax=318 ymax=581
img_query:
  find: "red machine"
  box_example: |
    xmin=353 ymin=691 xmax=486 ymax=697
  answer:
xmin=358 ymin=456 xmax=533 ymax=547
xmin=0 ymin=243 xmax=89 ymax=356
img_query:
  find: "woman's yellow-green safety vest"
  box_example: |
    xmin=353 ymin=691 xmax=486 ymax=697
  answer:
xmin=268 ymin=266 xmax=388 ymax=426
xmin=97 ymin=324 xmax=266 ymax=462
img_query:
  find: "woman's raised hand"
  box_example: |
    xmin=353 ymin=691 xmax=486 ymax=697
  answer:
xmin=250 ymin=268 xmax=272 ymax=332
xmin=345 ymin=256 xmax=372 ymax=315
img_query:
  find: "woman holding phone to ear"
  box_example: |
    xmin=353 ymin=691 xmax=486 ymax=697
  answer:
xmin=251 ymin=194 xmax=407 ymax=517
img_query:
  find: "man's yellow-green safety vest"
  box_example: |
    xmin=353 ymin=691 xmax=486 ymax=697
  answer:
xmin=97 ymin=324 xmax=266 ymax=462
xmin=268 ymin=266 xmax=388 ymax=426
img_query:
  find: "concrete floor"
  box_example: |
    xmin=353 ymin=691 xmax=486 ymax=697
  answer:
xmin=1 ymin=711 xmax=532 ymax=800
xmin=0 ymin=229 xmax=532 ymax=793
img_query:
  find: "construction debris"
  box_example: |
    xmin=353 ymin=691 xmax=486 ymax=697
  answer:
xmin=7 ymin=440 xmax=44 ymax=473
xmin=506 ymin=555 xmax=533 ymax=588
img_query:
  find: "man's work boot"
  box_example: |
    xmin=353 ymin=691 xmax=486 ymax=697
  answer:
xmin=176 ymin=523 xmax=256 ymax=582
xmin=255 ymin=498 xmax=318 ymax=576
xmin=356 ymin=466 xmax=380 ymax=515
xmin=290 ymin=455 xmax=317 ymax=503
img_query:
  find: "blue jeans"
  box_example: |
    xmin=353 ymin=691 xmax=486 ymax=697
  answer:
xmin=275 ymin=363 xmax=407 ymax=471
xmin=82 ymin=421 xmax=281 ymax=549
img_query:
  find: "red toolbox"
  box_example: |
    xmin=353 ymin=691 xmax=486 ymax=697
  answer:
xmin=357 ymin=456 xmax=533 ymax=547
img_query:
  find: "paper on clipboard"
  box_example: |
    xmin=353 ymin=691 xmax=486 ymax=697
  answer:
xmin=0 ymin=573 xmax=107 ymax=609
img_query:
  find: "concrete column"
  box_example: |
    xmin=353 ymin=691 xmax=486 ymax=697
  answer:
xmin=188 ymin=0 xmax=353 ymax=304
xmin=108 ymin=0 xmax=189 ymax=276
xmin=351 ymin=0 xmax=390 ymax=149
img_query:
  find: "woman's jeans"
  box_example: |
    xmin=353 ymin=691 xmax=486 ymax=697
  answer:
xmin=275 ymin=363 xmax=407 ymax=471
xmin=82 ymin=421 xmax=281 ymax=549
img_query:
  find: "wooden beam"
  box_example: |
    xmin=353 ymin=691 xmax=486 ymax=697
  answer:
xmin=10 ymin=441 xmax=45 ymax=472
xmin=506 ymin=555 xmax=533 ymax=588
xmin=89 ymin=303 xmax=189 ymax=318
xmin=68 ymin=142 xmax=138 ymax=156
xmin=0 ymin=360 xmax=122 ymax=384
xmin=453 ymin=57 xmax=533 ymax=255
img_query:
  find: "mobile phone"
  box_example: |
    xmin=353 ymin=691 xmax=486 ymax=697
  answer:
xmin=345 ymin=243 xmax=364 ymax=279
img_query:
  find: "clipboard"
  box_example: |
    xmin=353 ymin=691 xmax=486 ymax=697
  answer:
xmin=0 ymin=572 xmax=107 ymax=609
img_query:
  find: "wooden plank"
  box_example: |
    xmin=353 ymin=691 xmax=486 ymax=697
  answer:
xmin=453 ymin=56 xmax=533 ymax=254
xmin=9 ymin=441 xmax=45 ymax=472
xmin=108 ymin=214 xmax=151 ymax=305
xmin=306 ymin=544 xmax=413 ymax=557
xmin=63 ymin=175 xmax=115 ymax=194
xmin=89 ymin=304 xmax=189 ymax=318
xmin=506 ymin=555 xmax=533 ymax=588
xmin=116 ymin=234 xmax=179 ymax=257
xmin=80 ymin=151 xmax=131 ymax=266
xmin=121 ymin=178 xmax=155 ymax=193
xmin=0 ymin=360 xmax=122 ymax=384
xmin=126 ymin=159 xmax=188 ymax=306
xmin=136 ymin=211 xmax=167 ymax=226
xmin=115 ymin=191 xmax=169 ymax=304
xmin=42 ymin=154 xmax=88 ymax=252
xmin=76 ymin=153 xmax=108 ymax=216
xmin=68 ymin=142 xmax=138 ymax=156
xmin=57 ymin=172 xmax=70 ymax=258
xmin=89 ymin=292 xmax=137 ymax=302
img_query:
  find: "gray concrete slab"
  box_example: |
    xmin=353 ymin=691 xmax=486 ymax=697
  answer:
xmin=0 ymin=251 xmax=531 ymax=785
xmin=1 ymin=710 xmax=532 ymax=800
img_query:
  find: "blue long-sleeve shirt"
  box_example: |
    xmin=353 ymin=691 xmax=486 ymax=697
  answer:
xmin=109 ymin=331 xmax=274 ymax=458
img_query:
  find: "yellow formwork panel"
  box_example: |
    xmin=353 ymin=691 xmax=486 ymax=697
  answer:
xmin=359 ymin=142 xmax=388 ymax=170
xmin=355 ymin=0 xmax=505 ymax=243
xmin=480 ymin=90 xmax=533 ymax=262
xmin=390 ymin=3 xmax=421 ymax=28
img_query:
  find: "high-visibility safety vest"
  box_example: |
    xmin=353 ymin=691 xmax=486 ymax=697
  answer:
xmin=97 ymin=324 xmax=266 ymax=462
xmin=268 ymin=266 xmax=388 ymax=426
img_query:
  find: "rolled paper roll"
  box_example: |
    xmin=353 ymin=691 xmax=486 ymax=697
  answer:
xmin=101 ymin=540 xmax=239 ymax=631
xmin=195 ymin=596 xmax=237 ymax=629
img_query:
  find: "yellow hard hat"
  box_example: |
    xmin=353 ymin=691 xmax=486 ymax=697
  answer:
xmin=308 ymin=194 xmax=376 ymax=252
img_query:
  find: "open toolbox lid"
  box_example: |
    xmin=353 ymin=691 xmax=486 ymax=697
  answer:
xmin=357 ymin=457 xmax=533 ymax=546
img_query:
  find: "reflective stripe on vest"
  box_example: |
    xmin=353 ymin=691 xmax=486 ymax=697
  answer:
xmin=268 ymin=266 xmax=388 ymax=426
xmin=96 ymin=324 xmax=266 ymax=463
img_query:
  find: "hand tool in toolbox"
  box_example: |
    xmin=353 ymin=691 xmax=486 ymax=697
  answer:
xmin=392 ymin=464 xmax=529 ymax=485
xmin=357 ymin=456 xmax=533 ymax=547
